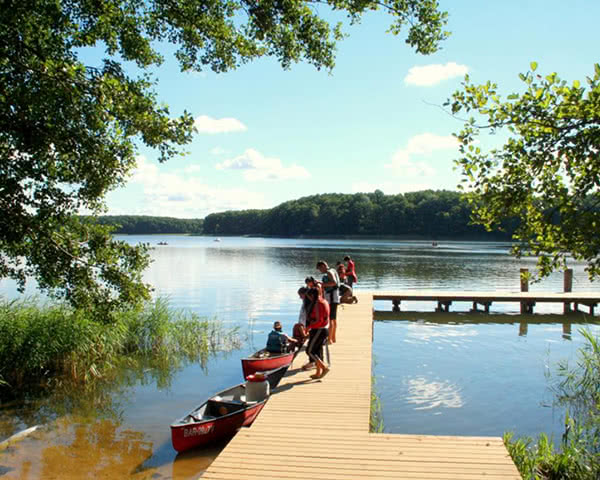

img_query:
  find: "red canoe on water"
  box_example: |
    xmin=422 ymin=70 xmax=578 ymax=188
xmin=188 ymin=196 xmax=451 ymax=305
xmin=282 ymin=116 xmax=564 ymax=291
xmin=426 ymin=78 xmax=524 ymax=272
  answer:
xmin=170 ymin=365 xmax=288 ymax=452
xmin=241 ymin=348 xmax=295 ymax=379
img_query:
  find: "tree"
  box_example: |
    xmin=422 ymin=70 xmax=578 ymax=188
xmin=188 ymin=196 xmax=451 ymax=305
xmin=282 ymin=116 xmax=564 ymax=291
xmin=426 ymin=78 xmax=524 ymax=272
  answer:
xmin=1 ymin=0 xmax=448 ymax=320
xmin=448 ymin=62 xmax=600 ymax=280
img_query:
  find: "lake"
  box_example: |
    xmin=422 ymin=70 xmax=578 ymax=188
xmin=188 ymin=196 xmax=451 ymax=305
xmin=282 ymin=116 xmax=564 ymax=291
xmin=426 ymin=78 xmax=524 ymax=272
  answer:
xmin=1 ymin=236 xmax=598 ymax=479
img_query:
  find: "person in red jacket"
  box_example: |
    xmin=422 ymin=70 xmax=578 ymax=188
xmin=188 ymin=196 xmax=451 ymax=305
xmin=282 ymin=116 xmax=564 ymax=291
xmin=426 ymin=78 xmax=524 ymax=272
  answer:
xmin=304 ymin=287 xmax=330 ymax=379
xmin=344 ymin=256 xmax=358 ymax=287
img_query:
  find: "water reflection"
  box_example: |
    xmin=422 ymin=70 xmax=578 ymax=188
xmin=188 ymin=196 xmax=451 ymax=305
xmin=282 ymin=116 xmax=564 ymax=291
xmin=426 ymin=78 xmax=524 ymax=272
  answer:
xmin=374 ymin=311 xmax=597 ymax=339
xmin=374 ymin=316 xmax=600 ymax=437
xmin=404 ymin=377 xmax=464 ymax=410
xmin=0 ymin=417 xmax=218 ymax=479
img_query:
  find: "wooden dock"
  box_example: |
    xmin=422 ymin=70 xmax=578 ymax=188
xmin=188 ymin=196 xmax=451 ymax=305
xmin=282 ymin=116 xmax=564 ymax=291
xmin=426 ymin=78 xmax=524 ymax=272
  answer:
xmin=373 ymin=290 xmax=600 ymax=315
xmin=200 ymin=293 xmax=521 ymax=480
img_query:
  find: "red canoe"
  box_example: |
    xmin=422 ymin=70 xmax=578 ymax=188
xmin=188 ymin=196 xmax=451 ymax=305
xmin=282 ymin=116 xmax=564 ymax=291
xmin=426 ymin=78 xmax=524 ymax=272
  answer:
xmin=170 ymin=365 xmax=289 ymax=452
xmin=240 ymin=348 xmax=294 ymax=379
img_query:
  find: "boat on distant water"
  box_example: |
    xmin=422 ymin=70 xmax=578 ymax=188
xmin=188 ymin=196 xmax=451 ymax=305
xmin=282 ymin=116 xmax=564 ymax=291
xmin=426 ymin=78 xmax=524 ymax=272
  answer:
xmin=170 ymin=365 xmax=288 ymax=452
xmin=214 ymin=238 xmax=221 ymax=242
xmin=241 ymin=348 xmax=295 ymax=379
xmin=157 ymin=241 xmax=168 ymax=245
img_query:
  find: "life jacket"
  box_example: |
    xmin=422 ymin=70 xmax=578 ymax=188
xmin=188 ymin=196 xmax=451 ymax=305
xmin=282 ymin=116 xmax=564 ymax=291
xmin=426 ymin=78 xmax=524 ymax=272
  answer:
xmin=322 ymin=268 xmax=340 ymax=304
xmin=266 ymin=329 xmax=286 ymax=353
xmin=308 ymin=298 xmax=329 ymax=329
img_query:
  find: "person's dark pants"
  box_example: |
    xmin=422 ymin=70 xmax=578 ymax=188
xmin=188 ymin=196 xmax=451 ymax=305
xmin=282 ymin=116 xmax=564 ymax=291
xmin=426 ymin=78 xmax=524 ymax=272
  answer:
xmin=330 ymin=302 xmax=338 ymax=320
xmin=307 ymin=328 xmax=328 ymax=364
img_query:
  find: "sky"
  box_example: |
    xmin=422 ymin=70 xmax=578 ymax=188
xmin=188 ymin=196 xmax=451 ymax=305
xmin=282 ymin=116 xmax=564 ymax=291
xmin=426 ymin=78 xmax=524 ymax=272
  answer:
xmin=103 ymin=1 xmax=600 ymax=219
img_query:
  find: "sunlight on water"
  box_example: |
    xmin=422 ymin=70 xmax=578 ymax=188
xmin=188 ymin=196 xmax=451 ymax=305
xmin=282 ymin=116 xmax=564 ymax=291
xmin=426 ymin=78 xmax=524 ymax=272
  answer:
xmin=404 ymin=377 xmax=464 ymax=410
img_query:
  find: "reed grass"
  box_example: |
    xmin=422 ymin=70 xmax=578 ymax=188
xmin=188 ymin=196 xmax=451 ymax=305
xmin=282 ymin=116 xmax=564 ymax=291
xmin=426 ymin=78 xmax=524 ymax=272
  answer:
xmin=370 ymin=373 xmax=385 ymax=433
xmin=0 ymin=297 xmax=240 ymax=399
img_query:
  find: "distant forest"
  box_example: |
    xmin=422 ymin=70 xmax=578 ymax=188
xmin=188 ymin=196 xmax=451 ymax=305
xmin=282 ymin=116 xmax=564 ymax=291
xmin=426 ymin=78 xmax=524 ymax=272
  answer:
xmin=90 ymin=191 xmax=516 ymax=239
xmin=88 ymin=215 xmax=204 ymax=234
xmin=202 ymin=190 xmax=515 ymax=239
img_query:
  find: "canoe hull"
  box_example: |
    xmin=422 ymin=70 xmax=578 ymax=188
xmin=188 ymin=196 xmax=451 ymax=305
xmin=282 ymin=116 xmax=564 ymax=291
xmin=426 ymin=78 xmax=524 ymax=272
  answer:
xmin=170 ymin=400 xmax=265 ymax=452
xmin=241 ymin=350 xmax=294 ymax=379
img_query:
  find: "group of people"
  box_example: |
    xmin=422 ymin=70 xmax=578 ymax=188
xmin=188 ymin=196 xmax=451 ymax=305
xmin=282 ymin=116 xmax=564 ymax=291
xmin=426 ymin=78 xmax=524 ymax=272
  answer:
xmin=266 ymin=256 xmax=358 ymax=380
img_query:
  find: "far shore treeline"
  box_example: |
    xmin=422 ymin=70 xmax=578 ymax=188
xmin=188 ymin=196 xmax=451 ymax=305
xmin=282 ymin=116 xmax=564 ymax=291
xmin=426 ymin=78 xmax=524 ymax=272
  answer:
xmin=86 ymin=215 xmax=204 ymax=235
xmin=91 ymin=190 xmax=517 ymax=239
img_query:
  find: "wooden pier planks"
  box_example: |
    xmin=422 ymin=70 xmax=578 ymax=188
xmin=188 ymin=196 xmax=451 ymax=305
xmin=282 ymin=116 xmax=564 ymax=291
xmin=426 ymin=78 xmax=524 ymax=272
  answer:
xmin=200 ymin=293 xmax=521 ymax=479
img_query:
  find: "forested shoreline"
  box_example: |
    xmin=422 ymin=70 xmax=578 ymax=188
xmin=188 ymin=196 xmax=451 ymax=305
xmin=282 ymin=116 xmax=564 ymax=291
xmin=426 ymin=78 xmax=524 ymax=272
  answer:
xmin=84 ymin=215 xmax=204 ymax=235
xmin=202 ymin=190 xmax=515 ymax=239
xmin=90 ymin=190 xmax=516 ymax=239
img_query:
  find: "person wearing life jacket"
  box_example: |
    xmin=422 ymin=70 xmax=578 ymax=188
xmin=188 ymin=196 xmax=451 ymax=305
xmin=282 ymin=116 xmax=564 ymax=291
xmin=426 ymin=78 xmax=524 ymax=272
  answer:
xmin=303 ymin=287 xmax=330 ymax=379
xmin=317 ymin=260 xmax=340 ymax=344
xmin=266 ymin=321 xmax=296 ymax=354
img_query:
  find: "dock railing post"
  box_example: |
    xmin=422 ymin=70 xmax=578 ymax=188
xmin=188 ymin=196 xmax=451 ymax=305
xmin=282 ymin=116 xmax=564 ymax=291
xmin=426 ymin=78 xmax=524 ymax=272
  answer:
xmin=520 ymin=268 xmax=529 ymax=314
xmin=564 ymin=269 xmax=573 ymax=313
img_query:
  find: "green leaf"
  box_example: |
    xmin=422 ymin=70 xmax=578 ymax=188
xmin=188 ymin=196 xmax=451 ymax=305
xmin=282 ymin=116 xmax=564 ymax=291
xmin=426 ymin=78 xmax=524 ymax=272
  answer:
xmin=530 ymin=61 xmax=538 ymax=72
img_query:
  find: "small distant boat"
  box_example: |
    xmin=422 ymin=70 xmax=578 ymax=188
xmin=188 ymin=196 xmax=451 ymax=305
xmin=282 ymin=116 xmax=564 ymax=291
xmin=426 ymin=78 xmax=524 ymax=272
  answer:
xmin=213 ymin=238 xmax=221 ymax=242
xmin=170 ymin=365 xmax=288 ymax=452
xmin=241 ymin=348 xmax=295 ymax=379
xmin=157 ymin=241 xmax=168 ymax=246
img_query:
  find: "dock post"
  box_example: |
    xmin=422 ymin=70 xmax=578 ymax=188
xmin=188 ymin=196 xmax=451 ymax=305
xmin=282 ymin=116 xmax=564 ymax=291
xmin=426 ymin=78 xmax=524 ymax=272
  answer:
xmin=564 ymin=269 xmax=573 ymax=313
xmin=519 ymin=321 xmax=528 ymax=336
xmin=562 ymin=322 xmax=572 ymax=339
xmin=392 ymin=299 xmax=400 ymax=312
xmin=520 ymin=268 xmax=529 ymax=314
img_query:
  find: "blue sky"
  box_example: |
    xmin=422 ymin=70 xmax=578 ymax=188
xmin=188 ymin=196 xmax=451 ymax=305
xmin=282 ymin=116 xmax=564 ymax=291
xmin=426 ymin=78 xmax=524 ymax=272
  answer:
xmin=104 ymin=1 xmax=600 ymax=219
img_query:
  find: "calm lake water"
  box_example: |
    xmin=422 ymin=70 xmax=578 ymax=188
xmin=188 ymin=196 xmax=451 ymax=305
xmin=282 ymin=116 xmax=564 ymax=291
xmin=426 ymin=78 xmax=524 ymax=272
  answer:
xmin=1 ymin=236 xmax=599 ymax=479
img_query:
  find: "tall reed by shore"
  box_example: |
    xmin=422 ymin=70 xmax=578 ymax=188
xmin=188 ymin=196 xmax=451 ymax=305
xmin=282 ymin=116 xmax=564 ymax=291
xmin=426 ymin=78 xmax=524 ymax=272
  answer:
xmin=0 ymin=297 xmax=240 ymax=399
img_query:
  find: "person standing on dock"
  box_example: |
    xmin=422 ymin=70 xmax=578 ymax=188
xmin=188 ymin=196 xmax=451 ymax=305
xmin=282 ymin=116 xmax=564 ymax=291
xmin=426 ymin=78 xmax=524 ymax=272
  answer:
xmin=317 ymin=260 xmax=340 ymax=344
xmin=304 ymin=287 xmax=330 ymax=379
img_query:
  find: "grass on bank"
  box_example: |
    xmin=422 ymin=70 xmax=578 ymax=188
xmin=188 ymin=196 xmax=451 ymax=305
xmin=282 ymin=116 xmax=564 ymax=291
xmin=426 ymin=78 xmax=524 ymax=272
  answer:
xmin=0 ymin=297 xmax=241 ymax=399
xmin=370 ymin=364 xmax=384 ymax=433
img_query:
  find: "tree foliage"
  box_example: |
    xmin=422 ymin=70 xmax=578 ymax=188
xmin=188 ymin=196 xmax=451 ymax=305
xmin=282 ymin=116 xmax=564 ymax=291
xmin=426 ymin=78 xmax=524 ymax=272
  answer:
xmin=202 ymin=190 xmax=511 ymax=238
xmin=87 ymin=215 xmax=203 ymax=234
xmin=448 ymin=63 xmax=600 ymax=280
xmin=1 ymin=0 xmax=448 ymax=319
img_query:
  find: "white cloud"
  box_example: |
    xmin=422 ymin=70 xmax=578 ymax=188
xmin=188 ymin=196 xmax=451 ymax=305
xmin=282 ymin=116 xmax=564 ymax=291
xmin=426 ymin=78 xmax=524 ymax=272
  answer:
xmin=183 ymin=165 xmax=204 ymax=174
xmin=210 ymin=146 xmax=227 ymax=155
xmin=113 ymin=155 xmax=268 ymax=218
xmin=194 ymin=115 xmax=247 ymax=134
xmin=385 ymin=133 xmax=459 ymax=177
xmin=216 ymin=148 xmax=310 ymax=182
xmin=404 ymin=62 xmax=469 ymax=87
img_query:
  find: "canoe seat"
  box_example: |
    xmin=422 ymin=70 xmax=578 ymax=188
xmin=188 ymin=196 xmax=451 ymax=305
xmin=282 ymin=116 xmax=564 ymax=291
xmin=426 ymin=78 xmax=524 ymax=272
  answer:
xmin=206 ymin=400 xmax=245 ymax=417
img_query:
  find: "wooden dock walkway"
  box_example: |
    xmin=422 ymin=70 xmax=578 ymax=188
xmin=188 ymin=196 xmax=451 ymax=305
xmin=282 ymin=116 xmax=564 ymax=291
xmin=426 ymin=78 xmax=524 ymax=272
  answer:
xmin=373 ymin=290 xmax=600 ymax=315
xmin=201 ymin=293 xmax=521 ymax=480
